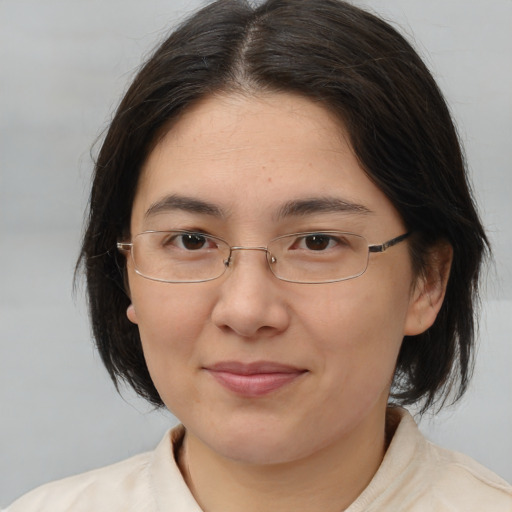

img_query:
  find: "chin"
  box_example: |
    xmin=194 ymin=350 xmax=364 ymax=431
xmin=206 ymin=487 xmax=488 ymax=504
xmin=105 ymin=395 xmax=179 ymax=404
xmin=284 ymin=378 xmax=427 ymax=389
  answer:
xmin=192 ymin=416 xmax=319 ymax=466
xmin=213 ymin=437 xmax=302 ymax=466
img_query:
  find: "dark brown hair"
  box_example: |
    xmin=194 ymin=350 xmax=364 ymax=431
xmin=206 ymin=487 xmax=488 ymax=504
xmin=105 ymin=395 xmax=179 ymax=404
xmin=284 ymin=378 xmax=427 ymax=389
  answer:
xmin=79 ymin=0 xmax=488 ymax=413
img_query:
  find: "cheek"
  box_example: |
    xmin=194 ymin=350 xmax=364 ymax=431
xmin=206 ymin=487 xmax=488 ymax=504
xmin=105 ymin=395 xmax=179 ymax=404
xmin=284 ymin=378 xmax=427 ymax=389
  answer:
xmin=299 ymin=276 xmax=411 ymax=388
xmin=305 ymin=280 xmax=408 ymax=344
xmin=128 ymin=281 xmax=214 ymax=386
xmin=131 ymin=277 xmax=212 ymax=331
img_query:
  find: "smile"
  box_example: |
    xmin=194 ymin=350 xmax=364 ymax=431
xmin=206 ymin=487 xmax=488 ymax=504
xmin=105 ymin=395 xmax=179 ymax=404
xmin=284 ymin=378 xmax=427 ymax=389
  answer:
xmin=203 ymin=361 xmax=308 ymax=397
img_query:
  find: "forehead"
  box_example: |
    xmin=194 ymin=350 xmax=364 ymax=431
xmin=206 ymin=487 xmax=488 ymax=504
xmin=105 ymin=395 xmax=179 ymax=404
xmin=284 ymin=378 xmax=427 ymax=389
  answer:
xmin=131 ymin=92 xmax=402 ymax=234
xmin=143 ymin=92 xmax=351 ymax=176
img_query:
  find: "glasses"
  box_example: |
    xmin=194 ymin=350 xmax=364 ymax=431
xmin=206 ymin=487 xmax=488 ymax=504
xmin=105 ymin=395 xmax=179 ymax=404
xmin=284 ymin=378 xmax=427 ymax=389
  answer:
xmin=117 ymin=230 xmax=410 ymax=284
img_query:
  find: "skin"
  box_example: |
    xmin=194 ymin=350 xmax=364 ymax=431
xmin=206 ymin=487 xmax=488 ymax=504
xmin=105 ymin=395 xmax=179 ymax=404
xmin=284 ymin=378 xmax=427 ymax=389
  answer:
xmin=125 ymin=92 xmax=449 ymax=511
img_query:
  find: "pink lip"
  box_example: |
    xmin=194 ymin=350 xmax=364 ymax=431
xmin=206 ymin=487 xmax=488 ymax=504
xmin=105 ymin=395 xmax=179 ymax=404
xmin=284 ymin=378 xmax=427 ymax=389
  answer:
xmin=204 ymin=361 xmax=307 ymax=397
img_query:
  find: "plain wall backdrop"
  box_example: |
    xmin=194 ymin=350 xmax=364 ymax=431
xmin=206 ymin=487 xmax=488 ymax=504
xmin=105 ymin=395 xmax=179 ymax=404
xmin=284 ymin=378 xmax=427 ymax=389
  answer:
xmin=1 ymin=0 xmax=511 ymax=505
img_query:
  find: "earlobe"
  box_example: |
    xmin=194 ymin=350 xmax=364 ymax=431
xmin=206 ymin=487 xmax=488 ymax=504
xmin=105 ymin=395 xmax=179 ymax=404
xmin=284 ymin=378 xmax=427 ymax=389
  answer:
xmin=127 ymin=303 xmax=139 ymax=324
xmin=404 ymin=241 xmax=453 ymax=336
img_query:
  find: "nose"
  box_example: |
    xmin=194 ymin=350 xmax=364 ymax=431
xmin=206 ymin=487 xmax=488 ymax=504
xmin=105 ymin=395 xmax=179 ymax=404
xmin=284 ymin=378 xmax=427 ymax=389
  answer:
xmin=210 ymin=247 xmax=290 ymax=338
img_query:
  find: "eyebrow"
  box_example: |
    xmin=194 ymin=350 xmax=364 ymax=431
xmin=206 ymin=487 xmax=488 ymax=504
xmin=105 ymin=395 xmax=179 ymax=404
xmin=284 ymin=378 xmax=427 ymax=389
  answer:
xmin=144 ymin=194 xmax=373 ymax=222
xmin=145 ymin=194 xmax=226 ymax=219
xmin=274 ymin=197 xmax=373 ymax=220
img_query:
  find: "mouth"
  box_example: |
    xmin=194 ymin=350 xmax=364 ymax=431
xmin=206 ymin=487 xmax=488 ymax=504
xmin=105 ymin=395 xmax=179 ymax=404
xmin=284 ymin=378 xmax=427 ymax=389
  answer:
xmin=203 ymin=361 xmax=308 ymax=397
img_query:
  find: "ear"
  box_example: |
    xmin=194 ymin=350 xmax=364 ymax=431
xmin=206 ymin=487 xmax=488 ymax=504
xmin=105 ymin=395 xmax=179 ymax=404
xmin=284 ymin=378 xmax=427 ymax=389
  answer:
xmin=404 ymin=241 xmax=453 ymax=336
xmin=127 ymin=303 xmax=139 ymax=324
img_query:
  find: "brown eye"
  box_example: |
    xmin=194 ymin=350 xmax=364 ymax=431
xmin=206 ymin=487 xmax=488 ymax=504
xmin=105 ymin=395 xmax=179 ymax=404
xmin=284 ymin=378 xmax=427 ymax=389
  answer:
xmin=304 ymin=234 xmax=332 ymax=251
xmin=180 ymin=233 xmax=207 ymax=250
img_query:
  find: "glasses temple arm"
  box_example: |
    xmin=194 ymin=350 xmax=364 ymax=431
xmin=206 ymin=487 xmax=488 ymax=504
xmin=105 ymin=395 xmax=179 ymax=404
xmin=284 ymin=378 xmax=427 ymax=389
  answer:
xmin=368 ymin=232 xmax=411 ymax=253
xmin=117 ymin=242 xmax=133 ymax=252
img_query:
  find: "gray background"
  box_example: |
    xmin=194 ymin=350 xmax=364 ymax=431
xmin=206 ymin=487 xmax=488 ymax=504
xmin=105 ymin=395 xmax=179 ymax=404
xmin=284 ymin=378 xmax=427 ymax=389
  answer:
xmin=1 ymin=0 xmax=511 ymax=506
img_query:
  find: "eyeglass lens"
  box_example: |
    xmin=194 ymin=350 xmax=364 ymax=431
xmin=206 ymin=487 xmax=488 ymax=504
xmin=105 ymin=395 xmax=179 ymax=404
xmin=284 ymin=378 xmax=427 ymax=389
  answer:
xmin=130 ymin=231 xmax=371 ymax=284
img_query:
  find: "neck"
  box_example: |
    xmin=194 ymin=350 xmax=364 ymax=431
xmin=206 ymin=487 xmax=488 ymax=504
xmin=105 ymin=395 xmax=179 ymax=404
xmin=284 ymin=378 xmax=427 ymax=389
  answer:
xmin=178 ymin=408 xmax=390 ymax=512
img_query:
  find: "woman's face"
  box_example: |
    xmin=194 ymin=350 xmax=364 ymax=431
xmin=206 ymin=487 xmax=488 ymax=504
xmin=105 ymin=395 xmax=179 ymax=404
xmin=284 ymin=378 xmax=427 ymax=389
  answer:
xmin=126 ymin=92 xmax=427 ymax=465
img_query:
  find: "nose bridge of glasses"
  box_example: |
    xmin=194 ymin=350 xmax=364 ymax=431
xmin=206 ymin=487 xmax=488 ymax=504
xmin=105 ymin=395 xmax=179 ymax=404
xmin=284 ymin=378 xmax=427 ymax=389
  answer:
xmin=226 ymin=246 xmax=275 ymax=267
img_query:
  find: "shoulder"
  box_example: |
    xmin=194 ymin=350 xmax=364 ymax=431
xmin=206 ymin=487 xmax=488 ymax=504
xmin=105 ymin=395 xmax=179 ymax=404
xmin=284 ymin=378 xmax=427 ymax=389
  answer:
xmin=392 ymin=408 xmax=512 ymax=510
xmin=422 ymin=437 xmax=512 ymax=510
xmin=4 ymin=426 xmax=201 ymax=512
xmin=5 ymin=450 xmax=154 ymax=512
xmin=350 ymin=408 xmax=512 ymax=512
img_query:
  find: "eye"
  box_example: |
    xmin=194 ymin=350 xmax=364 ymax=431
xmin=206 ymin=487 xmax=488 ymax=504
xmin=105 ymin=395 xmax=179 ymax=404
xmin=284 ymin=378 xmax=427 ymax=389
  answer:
xmin=164 ymin=232 xmax=215 ymax=251
xmin=294 ymin=233 xmax=341 ymax=251
xmin=182 ymin=233 xmax=207 ymax=250
xmin=304 ymin=234 xmax=334 ymax=251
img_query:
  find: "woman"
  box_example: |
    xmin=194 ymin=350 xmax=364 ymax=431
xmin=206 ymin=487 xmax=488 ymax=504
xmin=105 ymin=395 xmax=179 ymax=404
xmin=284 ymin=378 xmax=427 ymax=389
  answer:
xmin=7 ymin=0 xmax=512 ymax=510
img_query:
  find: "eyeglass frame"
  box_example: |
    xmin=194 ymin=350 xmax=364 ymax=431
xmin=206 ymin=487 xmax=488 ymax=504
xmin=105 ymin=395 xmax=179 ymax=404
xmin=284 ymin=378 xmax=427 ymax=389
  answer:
xmin=117 ymin=230 xmax=411 ymax=285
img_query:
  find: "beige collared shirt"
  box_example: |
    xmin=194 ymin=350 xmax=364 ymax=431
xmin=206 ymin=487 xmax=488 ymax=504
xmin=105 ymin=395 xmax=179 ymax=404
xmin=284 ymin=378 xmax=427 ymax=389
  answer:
xmin=5 ymin=408 xmax=512 ymax=511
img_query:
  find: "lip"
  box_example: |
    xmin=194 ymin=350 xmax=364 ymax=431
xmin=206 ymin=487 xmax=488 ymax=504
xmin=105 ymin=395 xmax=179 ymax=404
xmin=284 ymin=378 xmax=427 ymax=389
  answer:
xmin=203 ymin=361 xmax=308 ymax=397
